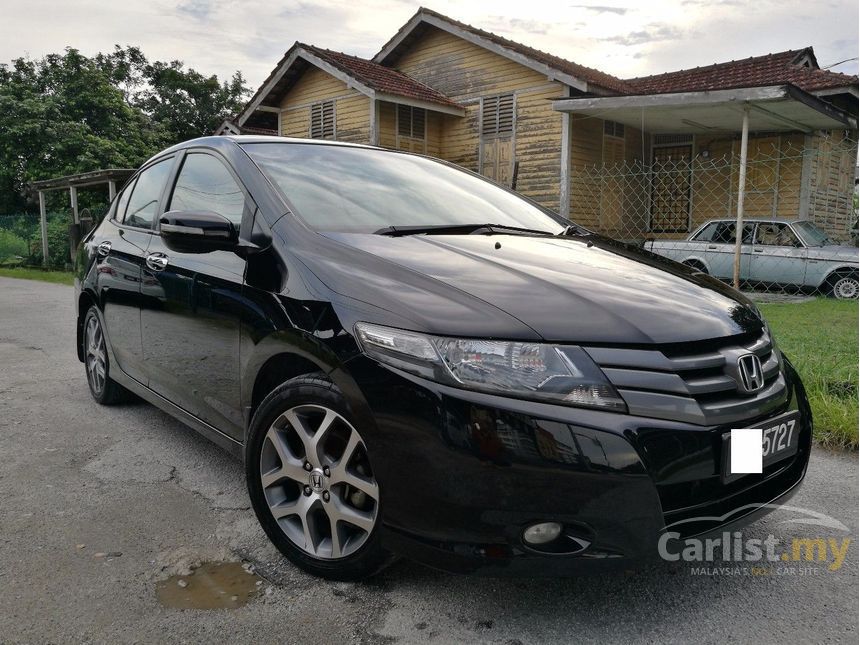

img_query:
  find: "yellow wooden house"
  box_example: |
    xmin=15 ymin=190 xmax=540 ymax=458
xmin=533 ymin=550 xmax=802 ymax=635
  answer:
xmin=229 ymin=8 xmax=859 ymax=240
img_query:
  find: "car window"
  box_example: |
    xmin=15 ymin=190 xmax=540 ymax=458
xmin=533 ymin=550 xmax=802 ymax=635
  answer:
xmin=792 ymin=221 xmax=831 ymax=246
xmin=168 ymin=153 xmax=246 ymax=226
xmin=242 ymin=143 xmax=566 ymax=234
xmin=711 ymin=221 xmax=754 ymax=244
xmin=123 ymin=159 xmax=173 ymax=229
xmin=755 ymin=223 xmax=800 ymax=247
xmin=693 ymin=222 xmax=719 ymax=241
xmin=112 ymin=180 xmax=136 ymax=223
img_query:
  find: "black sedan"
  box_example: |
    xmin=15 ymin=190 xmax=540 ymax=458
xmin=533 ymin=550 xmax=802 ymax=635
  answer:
xmin=75 ymin=137 xmax=812 ymax=580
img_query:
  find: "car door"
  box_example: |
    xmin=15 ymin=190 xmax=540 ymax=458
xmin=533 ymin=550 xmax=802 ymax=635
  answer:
xmin=140 ymin=150 xmax=253 ymax=440
xmin=698 ymin=220 xmax=753 ymax=281
xmin=749 ymin=222 xmax=807 ymax=287
xmin=96 ymin=157 xmax=174 ymax=383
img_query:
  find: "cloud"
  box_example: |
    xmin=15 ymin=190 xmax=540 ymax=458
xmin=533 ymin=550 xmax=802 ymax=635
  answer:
xmin=176 ymin=0 xmax=212 ymax=21
xmin=570 ymin=4 xmax=629 ymax=15
xmin=602 ymin=23 xmax=685 ymax=47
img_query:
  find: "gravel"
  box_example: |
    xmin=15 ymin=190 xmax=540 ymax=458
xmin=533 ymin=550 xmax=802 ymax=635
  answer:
xmin=0 ymin=277 xmax=856 ymax=644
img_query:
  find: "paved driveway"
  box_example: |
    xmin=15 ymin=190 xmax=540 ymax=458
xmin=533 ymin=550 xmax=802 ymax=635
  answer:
xmin=0 ymin=277 xmax=857 ymax=644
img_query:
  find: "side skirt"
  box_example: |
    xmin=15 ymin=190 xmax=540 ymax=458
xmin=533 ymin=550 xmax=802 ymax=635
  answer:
xmin=110 ymin=368 xmax=244 ymax=461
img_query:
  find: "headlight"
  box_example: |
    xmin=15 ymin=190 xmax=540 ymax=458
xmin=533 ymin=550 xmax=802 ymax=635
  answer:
xmin=355 ymin=322 xmax=626 ymax=412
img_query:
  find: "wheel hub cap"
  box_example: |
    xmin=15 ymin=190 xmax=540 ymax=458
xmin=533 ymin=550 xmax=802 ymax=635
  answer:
xmin=308 ymin=468 xmax=326 ymax=493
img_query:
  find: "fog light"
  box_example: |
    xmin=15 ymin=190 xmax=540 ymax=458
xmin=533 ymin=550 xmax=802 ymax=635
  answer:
xmin=523 ymin=522 xmax=563 ymax=545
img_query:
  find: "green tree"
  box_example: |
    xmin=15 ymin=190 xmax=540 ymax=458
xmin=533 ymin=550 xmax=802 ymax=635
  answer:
xmin=0 ymin=46 xmax=250 ymax=214
xmin=0 ymin=49 xmax=164 ymax=213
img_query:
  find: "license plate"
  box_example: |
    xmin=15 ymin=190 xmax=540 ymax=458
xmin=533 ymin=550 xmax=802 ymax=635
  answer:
xmin=721 ymin=411 xmax=801 ymax=483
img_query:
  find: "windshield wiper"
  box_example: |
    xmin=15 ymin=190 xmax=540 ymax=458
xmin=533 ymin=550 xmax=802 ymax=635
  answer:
xmin=374 ymin=223 xmax=555 ymax=237
xmin=558 ymin=223 xmax=593 ymax=237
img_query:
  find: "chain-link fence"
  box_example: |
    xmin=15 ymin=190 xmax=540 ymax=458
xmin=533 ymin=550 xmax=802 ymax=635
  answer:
xmin=0 ymin=207 xmax=108 ymax=270
xmin=570 ymin=134 xmax=859 ymax=298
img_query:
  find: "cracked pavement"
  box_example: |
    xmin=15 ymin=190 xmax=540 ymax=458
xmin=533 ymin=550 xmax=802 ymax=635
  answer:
xmin=0 ymin=277 xmax=857 ymax=644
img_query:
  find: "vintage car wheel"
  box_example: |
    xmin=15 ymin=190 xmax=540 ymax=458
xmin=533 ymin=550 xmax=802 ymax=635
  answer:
xmin=831 ymin=274 xmax=859 ymax=299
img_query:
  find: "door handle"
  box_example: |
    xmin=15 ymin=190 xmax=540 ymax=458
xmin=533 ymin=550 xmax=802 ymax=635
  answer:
xmin=146 ymin=252 xmax=169 ymax=272
xmin=753 ymin=249 xmax=764 ymax=253
xmin=707 ymin=245 xmax=718 ymax=250
xmin=97 ymin=241 xmax=111 ymax=257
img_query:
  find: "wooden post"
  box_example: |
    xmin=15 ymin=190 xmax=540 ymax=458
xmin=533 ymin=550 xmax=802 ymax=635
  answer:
xmin=108 ymin=180 xmax=117 ymax=202
xmin=38 ymin=190 xmax=49 ymax=266
xmin=70 ymin=185 xmax=79 ymax=224
xmin=559 ymin=111 xmax=571 ymax=218
xmin=369 ymin=98 xmax=379 ymax=146
xmin=732 ymin=106 xmax=750 ymax=290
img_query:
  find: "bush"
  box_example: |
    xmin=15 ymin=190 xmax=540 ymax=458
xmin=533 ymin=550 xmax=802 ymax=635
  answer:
xmin=0 ymin=228 xmax=28 ymax=263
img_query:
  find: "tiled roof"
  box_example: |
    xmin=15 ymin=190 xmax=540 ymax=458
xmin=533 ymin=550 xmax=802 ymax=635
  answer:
xmin=379 ymin=7 xmax=629 ymax=94
xmin=300 ymin=44 xmax=463 ymax=109
xmin=626 ymin=48 xmax=858 ymax=95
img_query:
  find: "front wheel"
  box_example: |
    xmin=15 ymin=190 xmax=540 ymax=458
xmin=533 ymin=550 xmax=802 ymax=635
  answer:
xmin=245 ymin=374 xmax=393 ymax=580
xmin=830 ymin=273 xmax=859 ymax=300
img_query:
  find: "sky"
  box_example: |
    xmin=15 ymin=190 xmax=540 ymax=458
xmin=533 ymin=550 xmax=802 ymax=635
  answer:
xmin=1 ymin=0 xmax=857 ymax=90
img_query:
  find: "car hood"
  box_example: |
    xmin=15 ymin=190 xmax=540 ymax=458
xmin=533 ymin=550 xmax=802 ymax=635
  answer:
xmin=315 ymin=232 xmax=763 ymax=345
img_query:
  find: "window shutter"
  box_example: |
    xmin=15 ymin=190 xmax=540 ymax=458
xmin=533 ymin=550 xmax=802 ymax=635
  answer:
xmin=482 ymin=94 xmax=514 ymax=136
xmin=311 ymin=100 xmax=335 ymax=139
xmin=397 ymin=104 xmax=411 ymax=137
xmin=397 ymin=105 xmax=426 ymax=138
xmin=604 ymin=120 xmax=625 ymax=138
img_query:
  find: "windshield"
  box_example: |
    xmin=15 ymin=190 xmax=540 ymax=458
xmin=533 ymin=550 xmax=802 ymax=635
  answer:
xmin=792 ymin=221 xmax=833 ymax=246
xmin=243 ymin=143 xmax=566 ymax=234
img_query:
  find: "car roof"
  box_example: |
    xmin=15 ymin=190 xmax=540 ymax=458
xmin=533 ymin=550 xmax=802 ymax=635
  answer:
xmin=701 ymin=218 xmax=812 ymax=226
xmin=140 ymin=135 xmax=382 ymax=171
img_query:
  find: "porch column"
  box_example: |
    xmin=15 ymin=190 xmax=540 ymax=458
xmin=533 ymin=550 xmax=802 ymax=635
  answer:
xmin=108 ymin=180 xmax=117 ymax=202
xmin=70 ymin=185 xmax=79 ymax=224
xmin=38 ymin=190 xmax=49 ymax=266
xmin=559 ymin=111 xmax=571 ymax=218
xmin=369 ymin=98 xmax=379 ymax=146
xmin=732 ymin=106 xmax=750 ymax=290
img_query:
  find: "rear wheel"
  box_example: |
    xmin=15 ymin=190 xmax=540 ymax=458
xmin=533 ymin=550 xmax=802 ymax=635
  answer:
xmin=682 ymin=260 xmax=708 ymax=274
xmin=246 ymin=374 xmax=393 ymax=580
xmin=829 ymin=273 xmax=858 ymax=299
xmin=82 ymin=307 xmax=132 ymax=405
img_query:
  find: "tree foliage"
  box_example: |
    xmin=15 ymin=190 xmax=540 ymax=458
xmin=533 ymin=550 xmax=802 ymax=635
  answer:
xmin=0 ymin=46 xmax=249 ymax=213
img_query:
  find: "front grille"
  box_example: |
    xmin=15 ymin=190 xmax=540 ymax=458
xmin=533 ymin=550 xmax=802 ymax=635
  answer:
xmin=584 ymin=328 xmax=787 ymax=426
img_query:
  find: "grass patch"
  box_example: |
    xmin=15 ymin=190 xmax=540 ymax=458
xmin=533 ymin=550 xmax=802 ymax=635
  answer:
xmin=0 ymin=267 xmax=75 ymax=286
xmin=759 ymin=298 xmax=858 ymax=450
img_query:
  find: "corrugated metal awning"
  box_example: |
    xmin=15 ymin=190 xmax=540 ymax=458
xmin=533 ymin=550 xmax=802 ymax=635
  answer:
xmin=551 ymin=84 xmax=856 ymax=134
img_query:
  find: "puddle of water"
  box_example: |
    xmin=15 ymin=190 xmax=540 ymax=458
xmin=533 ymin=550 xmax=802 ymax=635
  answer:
xmin=156 ymin=561 xmax=263 ymax=610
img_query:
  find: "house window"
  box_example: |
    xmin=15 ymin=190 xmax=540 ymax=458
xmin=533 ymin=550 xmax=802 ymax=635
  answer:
xmin=604 ymin=120 xmax=625 ymax=139
xmin=481 ymin=94 xmax=514 ymax=136
xmin=397 ymin=105 xmax=426 ymax=139
xmin=310 ymin=100 xmax=335 ymax=139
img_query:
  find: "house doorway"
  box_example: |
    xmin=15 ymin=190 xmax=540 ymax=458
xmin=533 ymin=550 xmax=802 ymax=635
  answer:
xmin=650 ymin=142 xmax=693 ymax=232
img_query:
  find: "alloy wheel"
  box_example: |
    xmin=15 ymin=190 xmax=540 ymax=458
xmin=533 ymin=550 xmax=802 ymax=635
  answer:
xmin=259 ymin=404 xmax=379 ymax=559
xmin=833 ymin=275 xmax=859 ymax=299
xmin=85 ymin=314 xmax=107 ymax=395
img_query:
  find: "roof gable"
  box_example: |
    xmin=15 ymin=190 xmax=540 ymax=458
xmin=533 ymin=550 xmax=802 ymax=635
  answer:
xmin=625 ymin=47 xmax=858 ymax=95
xmin=373 ymin=7 xmax=628 ymax=95
xmin=237 ymin=42 xmax=464 ymax=126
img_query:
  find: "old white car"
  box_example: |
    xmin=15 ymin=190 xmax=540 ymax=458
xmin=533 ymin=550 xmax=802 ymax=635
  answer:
xmin=644 ymin=218 xmax=859 ymax=299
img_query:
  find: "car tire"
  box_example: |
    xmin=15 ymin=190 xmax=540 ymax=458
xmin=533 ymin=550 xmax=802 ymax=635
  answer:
xmin=82 ymin=307 xmax=133 ymax=405
xmin=830 ymin=273 xmax=859 ymax=300
xmin=682 ymin=260 xmax=708 ymax=275
xmin=246 ymin=373 xmax=394 ymax=581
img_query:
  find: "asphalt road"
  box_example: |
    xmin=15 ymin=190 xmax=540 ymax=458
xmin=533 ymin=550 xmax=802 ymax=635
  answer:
xmin=0 ymin=277 xmax=857 ymax=644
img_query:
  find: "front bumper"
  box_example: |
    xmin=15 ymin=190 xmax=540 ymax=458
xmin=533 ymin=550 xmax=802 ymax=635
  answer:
xmin=342 ymin=356 xmax=812 ymax=576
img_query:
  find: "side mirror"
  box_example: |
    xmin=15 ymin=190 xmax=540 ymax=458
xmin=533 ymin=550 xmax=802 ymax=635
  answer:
xmin=159 ymin=210 xmax=238 ymax=254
